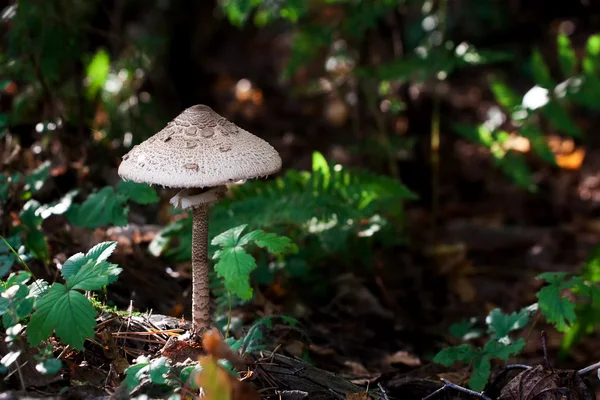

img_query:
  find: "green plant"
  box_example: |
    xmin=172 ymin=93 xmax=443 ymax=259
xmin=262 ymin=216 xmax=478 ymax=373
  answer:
xmin=0 ymin=241 xmax=121 ymax=382
xmin=67 ymin=181 xmax=159 ymax=229
xmin=150 ymin=152 xmax=415 ymax=304
xmin=435 ymin=246 xmax=600 ymax=391
xmin=212 ymin=224 xmax=298 ymax=301
xmin=0 ymin=241 xmax=121 ymax=350
xmin=434 ymin=305 xmax=536 ymax=391
xmin=454 ymin=32 xmax=600 ymax=190
xmin=123 ymin=314 xmax=302 ymax=395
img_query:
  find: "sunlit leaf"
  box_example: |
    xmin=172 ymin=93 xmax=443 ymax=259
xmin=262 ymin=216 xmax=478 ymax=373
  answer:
xmin=557 ymin=33 xmax=577 ymax=77
xmin=86 ymin=49 xmax=111 ymax=97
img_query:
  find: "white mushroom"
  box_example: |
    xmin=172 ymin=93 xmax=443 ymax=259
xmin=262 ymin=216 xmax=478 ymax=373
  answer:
xmin=118 ymin=105 xmax=281 ymax=333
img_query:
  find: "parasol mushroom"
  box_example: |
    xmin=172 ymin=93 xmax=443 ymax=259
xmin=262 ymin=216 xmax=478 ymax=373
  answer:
xmin=118 ymin=104 xmax=282 ymax=333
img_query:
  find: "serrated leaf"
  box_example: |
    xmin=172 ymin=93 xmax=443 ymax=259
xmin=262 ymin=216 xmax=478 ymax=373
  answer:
xmin=557 ymin=33 xmax=577 ymax=77
xmin=27 ymin=283 xmax=97 ymax=350
xmin=86 ymin=241 xmax=117 ymax=264
xmin=486 ymin=307 xmax=533 ymax=340
xmin=61 ymin=252 xmax=86 ymax=280
xmin=214 ymin=247 xmax=256 ymax=300
xmin=212 ymin=225 xmax=248 ymax=248
xmin=536 ymin=273 xmax=578 ymax=331
xmin=482 ymin=338 xmax=526 ymax=360
xmin=66 ymin=259 xmax=122 ymax=291
xmin=117 ymin=181 xmax=159 ymax=204
xmin=28 ymin=279 xmax=48 ymax=299
xmin=239 ymin=230 xmax=298 ymax=254
xmin=433 ymin=344 xmax=479 ymax=366
xmin=469 ymin=355 xmax=491 ymax=392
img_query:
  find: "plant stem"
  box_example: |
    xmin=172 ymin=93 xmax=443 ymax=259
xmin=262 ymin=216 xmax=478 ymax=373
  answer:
xmin=191 ymin=204 xmax=211 ymax=333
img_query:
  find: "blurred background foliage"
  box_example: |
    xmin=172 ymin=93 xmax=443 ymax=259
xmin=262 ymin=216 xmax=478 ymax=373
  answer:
xmin=1 ymin=0 xmax=600 ymax=338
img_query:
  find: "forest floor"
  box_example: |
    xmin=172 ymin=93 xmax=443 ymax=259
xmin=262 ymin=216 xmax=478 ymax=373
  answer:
xmin=4 ymin=10 xmax=600 ymax=398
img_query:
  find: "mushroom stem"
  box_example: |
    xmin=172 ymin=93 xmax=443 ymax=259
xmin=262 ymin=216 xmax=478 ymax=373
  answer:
xmin=191 ymin=204 xmax=211 ymax=333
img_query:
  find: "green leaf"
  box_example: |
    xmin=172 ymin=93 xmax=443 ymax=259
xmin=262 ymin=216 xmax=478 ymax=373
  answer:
xmin=117 ymin=181 xmax=159 ymax=205
xmin=86 ymin=49 xmax=111 ymax=97
xmin=148 ymin=357 xmax=170 ymax=384
xmin=86 ymin=241 xmax=118 ymax=265
xmin=0 ymin=254 xmax=15 ymax=278
xmin=482 ymin=338 xmax=526 ymax=360
xmin=2 ymin=284 xmax=34 ymax=327
xmin=588 ymin=35 xmax=600 ymax=56
xmin=211 ymin=225 xmax=248 ymax=248
xmin=27 ymin=283 xmax=97 ymax=350
xmin=66 ymin=259 xmax=122 ymax=291
xmin=25 ymin=229 xmax=49 ymax=263
xmin=61 ymin=253 xmax=86 ymax=280
xmin=35 ymin=358 xmax=62 ymax=375
xmin=124 ymin=361 xmax=150 ymax=390
xmin=239 ymin=230 xmax=298 ymax=254
xmin=469 ymin=355 xmax=491 ymax=392
xmin=433 ymin=344 xmax=479 ymax=366
xmin=487 ymin=307 xmax=533 ymax=341
xmin=221 ymin=0 xmax=254 ymax=27
xmin=536 ymin=272 xmax=578 ymax=331
xmin=213 ymin=247 xmax=256 ymax=300
xmin=490 ymin=80 xmax=522 ymax=110
xmin=449 ymin=318 xmax=482 ymax=340
xmin=67 ymin=186 xmax=129 ymax=228
xmin=531 ymin=49 xmax=554 ymax=88
xmin=540 ymin=100 xmax=582 ymax=137
xmin=557 ymin=33 xmax=577 ymax=77
xmin=24 ymin=161 xmax=51 ymax=193
xmin=19 ymin=200 xmax=42 ymax=228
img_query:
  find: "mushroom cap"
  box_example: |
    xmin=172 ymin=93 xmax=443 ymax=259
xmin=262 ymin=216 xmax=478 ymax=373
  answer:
xmin=118 ymin=105 xmax=282 ymax=188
